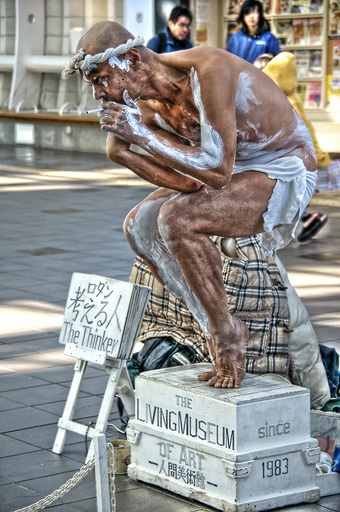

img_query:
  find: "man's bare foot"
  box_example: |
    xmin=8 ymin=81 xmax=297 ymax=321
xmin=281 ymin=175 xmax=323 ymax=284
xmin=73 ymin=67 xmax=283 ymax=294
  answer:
xmin=197 ymin=336 xmax=217 ymax=381
xmin=199 ymin=318 xmax=249 ymax=389
xmin=197 ymin=365 xmax=217 ymax=382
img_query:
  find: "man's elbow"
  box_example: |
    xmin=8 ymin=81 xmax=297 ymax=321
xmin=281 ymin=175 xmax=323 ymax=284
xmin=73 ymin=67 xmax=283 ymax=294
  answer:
xmin=214 ymin=176 xmax=229 ymax=189
xmin=207 ymin=168 xmax=229 ymax=189
xmin=105 ymin=136 xmax=128 ymax=165
xmin=106 ymin=145 xmax=117 ymax=163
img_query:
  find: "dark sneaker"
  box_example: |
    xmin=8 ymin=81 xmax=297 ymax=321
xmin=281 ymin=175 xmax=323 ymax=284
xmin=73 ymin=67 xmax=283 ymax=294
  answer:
xmin=300 ymin=209 xmax=312 ymax=222
xmin=297 ymin=212 xmax=328 ymax=242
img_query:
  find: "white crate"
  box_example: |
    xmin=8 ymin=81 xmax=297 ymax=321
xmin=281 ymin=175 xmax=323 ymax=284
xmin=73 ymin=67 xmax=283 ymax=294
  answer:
xmin=133 ymin=364 xmax=312 ymax=453
xmin=126 ymin=364 xmax=320 ymax=511
xmin=127 ymin=420 xmax=320 ymax=511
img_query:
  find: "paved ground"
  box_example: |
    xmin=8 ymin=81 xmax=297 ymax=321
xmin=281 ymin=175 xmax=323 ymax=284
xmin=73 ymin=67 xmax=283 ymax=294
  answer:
xmin=0 ymin=145 xmax=339 ymax=512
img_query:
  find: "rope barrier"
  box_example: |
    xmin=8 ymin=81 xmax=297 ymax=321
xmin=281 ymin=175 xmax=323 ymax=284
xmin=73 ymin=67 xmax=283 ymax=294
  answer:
xmin=12 ymin=439 xmax=117 ymax=512
xmin=108 ymin=442 xmax=117 ymax=512
xmin=13 ymin=457 xmax=95 ymax=512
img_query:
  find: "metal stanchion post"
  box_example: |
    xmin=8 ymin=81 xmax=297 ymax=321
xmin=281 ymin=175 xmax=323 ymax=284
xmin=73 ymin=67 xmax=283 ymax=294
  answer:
xmin=93 ymin=433 xmax=112 ymax=512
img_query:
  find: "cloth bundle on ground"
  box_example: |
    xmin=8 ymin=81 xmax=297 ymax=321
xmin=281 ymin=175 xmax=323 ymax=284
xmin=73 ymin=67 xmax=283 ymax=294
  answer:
xmin=129 ymin=235 xmax=330 ymax=409
xmin=312 ymin=410 xmax=340 ymax=473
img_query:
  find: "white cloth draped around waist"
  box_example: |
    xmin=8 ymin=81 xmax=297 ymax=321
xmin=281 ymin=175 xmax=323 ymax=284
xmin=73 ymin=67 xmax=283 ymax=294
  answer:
xmin=232 ymin=156 xmax=317 ymax=255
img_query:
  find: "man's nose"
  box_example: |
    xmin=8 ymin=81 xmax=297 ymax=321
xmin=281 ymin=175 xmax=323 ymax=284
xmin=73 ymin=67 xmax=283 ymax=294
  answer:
xmin=92 ymin=85 xmax=105 ymax=100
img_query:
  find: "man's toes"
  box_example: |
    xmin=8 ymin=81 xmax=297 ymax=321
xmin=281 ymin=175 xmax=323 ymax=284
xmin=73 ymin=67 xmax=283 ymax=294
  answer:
xmin=234 ymin=375 xmax=242 ymax=388
xmin=198 ymin=371 xmax=213 ymax=381
xmin=198 ymin=366 xmax=217 ymax=381
xmin=207 ymin=375 xmax=220 ymax=386
xmin=214 ymin=376 xmax=233 ymax=388
xmin=220 ymin=376 xmax=233 ymax=388
xmin=213 ymin=378 xmax=223 ymax=388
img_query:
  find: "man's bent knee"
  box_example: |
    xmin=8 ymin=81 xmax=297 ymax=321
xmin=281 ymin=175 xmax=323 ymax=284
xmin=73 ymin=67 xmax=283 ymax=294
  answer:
xmin=158 ymin=200 xmax=190 ymax=245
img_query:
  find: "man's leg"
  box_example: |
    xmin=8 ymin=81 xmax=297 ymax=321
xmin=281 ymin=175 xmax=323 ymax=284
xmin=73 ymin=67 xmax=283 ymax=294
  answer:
xmin=124 ymin=188 xmax=211 ymax=334
xmin=124 ymin=172 xmax=276 ymax=388
xmin=156 ymin=171 xmax=276 ymax=388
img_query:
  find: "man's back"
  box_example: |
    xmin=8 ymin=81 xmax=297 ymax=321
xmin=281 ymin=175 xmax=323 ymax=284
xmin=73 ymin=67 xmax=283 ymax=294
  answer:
xmin=151 ymin=47 xmax=316 ymax=173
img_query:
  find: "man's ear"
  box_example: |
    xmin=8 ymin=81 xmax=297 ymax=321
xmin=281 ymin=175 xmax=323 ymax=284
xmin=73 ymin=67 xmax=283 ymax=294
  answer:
xmin=126 ymin=47 xmax=142 ymax=67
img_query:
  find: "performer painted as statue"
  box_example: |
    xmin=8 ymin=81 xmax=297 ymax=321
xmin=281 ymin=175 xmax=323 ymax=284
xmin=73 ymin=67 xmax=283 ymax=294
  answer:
xmin=62 ymin=21 xmax=317 ymax=389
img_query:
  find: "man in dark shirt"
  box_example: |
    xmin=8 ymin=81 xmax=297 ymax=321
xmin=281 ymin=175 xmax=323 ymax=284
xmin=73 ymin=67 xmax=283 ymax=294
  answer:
xmin=147 ymin=5 xmax=192 ymax=53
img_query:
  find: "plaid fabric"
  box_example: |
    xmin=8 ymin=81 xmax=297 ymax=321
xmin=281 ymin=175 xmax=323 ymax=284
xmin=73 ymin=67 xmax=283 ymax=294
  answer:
xmin=129 ymin=235 xmax=290 ymax=376
xmin=316 ymin=160 xmax=340 ymax=191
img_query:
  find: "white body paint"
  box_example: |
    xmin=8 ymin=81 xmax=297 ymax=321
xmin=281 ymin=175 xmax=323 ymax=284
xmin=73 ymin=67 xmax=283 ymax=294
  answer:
xmin=126 ymin=198 xmax=210 ymax=336
xmin=122 ymin=67 xmax=228 ymax=334
xmin=122 ymin=68 xmax=223 ymax=173
xmin=108 ymin=55 xmax=131 ymax=72
xmin=235 ymin=72 xmax=262 ymax=114
xmin=235 ymin=72 xmax=315 ymax=167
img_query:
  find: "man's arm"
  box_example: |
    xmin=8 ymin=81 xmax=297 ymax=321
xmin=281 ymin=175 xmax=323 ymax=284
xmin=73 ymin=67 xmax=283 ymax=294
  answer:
xmin=100 ymin=95 xmax=230 ymax=189
xmin=106 ymin=133 xmax=203 ymax=193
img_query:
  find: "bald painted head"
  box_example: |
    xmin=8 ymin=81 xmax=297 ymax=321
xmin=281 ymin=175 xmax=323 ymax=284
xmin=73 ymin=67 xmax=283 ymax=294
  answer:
xmin=62 ymin=21 xmax=146 ymax=80
xmin=77 ymin=21 xmax=134 ymax=56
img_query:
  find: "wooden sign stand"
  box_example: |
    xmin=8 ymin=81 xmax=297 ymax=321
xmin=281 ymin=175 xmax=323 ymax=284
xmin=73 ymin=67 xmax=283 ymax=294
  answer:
xmin=52 ymin=272 xmax=150 ymax=462
xmin=52 ymin=356 xmax=135 ymax=462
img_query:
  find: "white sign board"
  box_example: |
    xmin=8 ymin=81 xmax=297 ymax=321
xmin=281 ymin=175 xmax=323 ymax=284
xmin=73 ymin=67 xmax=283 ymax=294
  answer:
xmin=59 ymin=273 xmax=151 ymax=363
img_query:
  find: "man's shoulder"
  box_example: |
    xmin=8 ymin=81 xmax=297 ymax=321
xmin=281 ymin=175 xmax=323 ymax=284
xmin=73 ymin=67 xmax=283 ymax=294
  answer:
xmin=185 ymin=46 xmax=233 ymax=73
xmin=161 ymin=46 xmax=230 ymax=72
xmin=190 ymin=46 xmax=231 ymax=63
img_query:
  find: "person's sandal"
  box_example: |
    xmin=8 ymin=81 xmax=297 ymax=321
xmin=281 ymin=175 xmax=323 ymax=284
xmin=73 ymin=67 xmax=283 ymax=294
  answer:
xmin=297 ymin=212 xmax=328 ymax=242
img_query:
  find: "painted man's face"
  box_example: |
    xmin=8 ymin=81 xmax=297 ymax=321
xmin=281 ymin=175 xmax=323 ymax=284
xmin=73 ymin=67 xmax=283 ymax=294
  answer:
xmin=85 ymin=60 xmax=132 ymax=104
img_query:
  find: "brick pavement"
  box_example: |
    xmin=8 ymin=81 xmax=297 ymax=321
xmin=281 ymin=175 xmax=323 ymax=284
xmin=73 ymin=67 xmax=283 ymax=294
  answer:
xmin=0 ymin=146 xmax=339 ymax=512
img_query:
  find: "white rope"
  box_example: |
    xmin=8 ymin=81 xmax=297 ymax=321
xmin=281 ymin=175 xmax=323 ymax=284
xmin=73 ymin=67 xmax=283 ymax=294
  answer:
xmin=81 ymin=36 xmax=145 ymax=72
xmin=62 ymin=35 xmax=145 ymax=79
xmin=12 ymin=440 xmax=119 ymax=512
xmin=108 ymin=442 xmax=117 ymax=512
xmin=12 ymin=457 xmax=95 ymax=512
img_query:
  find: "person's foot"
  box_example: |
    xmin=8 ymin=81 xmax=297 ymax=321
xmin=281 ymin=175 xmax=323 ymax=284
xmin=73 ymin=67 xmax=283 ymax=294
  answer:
xmin=297 ymin=211 xmax=328 ymax=243
xmin=197 ymin=365 xmax=217 ymax=382
xmin=198 ymin=318 xmax=248 ymax=388
xmin=197 ymin=336 xmax=217 ymax=381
